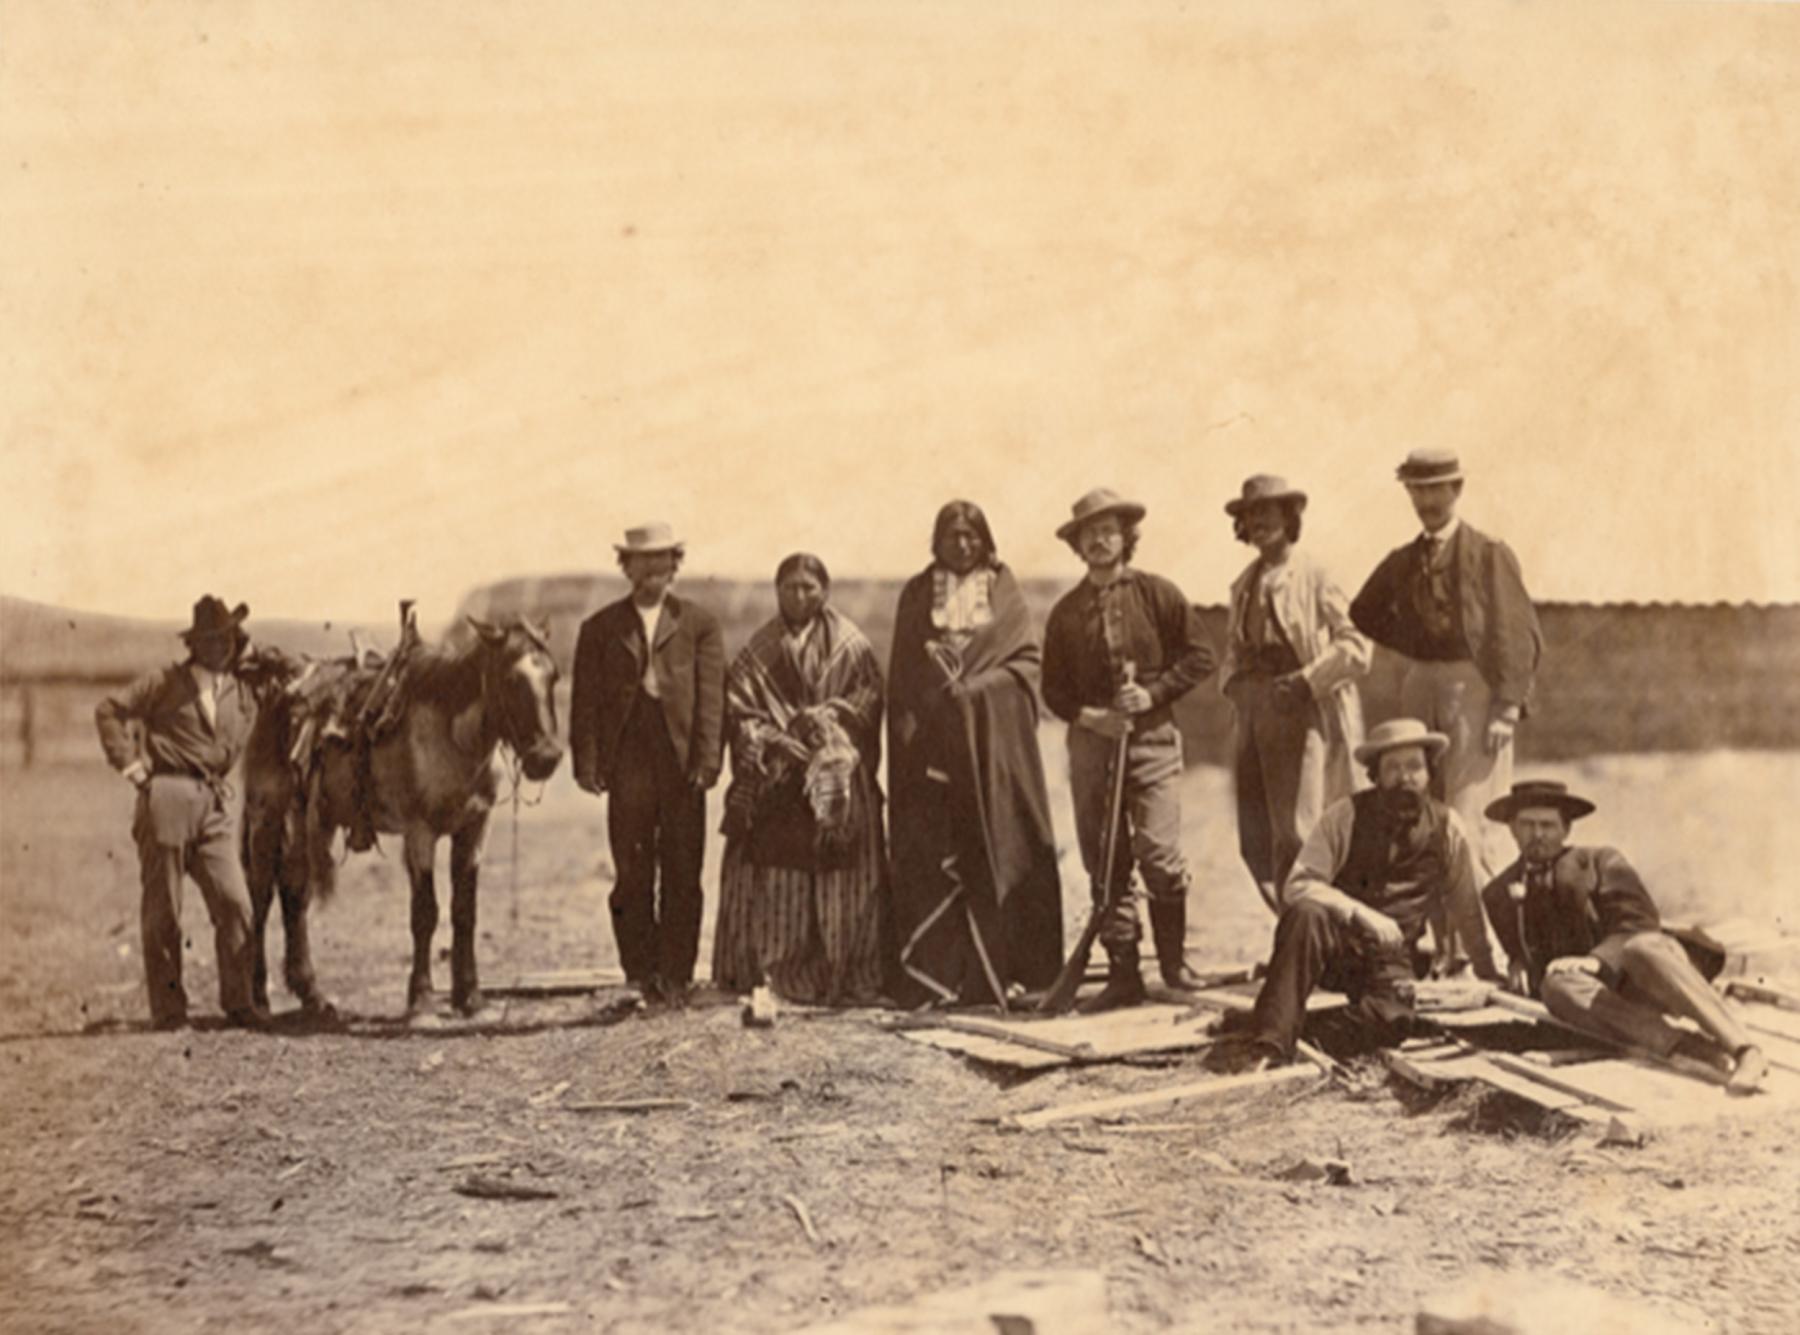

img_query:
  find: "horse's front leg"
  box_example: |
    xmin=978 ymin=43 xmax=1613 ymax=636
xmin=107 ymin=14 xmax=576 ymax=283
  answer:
xmin=449 ymin=814 xmax=491 ymax=1016
xmin=242 ymin=807 xmax=278 ymax=1014
xmin=404 ymin=825 xmax=440 ymax=1016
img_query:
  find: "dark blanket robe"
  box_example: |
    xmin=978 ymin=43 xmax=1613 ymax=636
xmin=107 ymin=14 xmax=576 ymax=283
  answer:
xmin=887 ymin=563 xmax=1063 ymax=1006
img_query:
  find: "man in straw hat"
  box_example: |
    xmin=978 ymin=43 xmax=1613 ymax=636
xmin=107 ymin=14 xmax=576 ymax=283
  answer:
xmin=1219 ymin=475 xmax=1371 ymax=914
xmin=1244 ymin=718 xmax=1500 ymax=1064
xmin=1481 ymin=780 xmax=1767 ymax=1094
xmin=571 ymin=523 xmax=726 ymax=1006
xmin=1043 ymin=488 xmax=1217 ymax=1010
xmin=95 ymin=595 xmax=269 ymax=1030
xmin=1350 ymin=449 xmax=1542 ymax=886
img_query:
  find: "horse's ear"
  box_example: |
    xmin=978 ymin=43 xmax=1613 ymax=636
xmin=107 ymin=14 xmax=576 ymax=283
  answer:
xmin=466 ymin=615 xmax=504 ymax=644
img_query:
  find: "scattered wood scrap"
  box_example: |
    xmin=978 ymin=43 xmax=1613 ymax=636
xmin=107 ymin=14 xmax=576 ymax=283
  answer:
xmin=893 ymin=1003 xmax=1219 ymax=1071
xmin=452 ymin=1176 xmax=559 ymax=1202
xmin=1008 ymin=1063 xmax=1320 ymax=1130
xmin=560 ymin=1098 xmax=695 ymax=1115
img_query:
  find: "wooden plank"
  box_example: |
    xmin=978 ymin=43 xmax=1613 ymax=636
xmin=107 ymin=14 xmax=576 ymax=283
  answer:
xmin=1725 ymin=979 xmax=1800 ymax=1014
xmin=1428 ymin=1006 xmax=1538 ymax=1030
xmin=895 ymin=1003 xmax=1224 ymax=1070
xmin=1184 ymin=984 xmax=1346 ymax=1014
xmin=1009 ymin=1064 xmax=1320 ymax=1129
xmin=1734 ymin=997 xmax=1800 ymax=1042
xmin=1483 ymin=1054 xmax=1644 ymax=1112
xmin=889 ymin=1015 xmax=1099 ymax=1060
xmin=488 ymin=968 xmax=628 ymax=997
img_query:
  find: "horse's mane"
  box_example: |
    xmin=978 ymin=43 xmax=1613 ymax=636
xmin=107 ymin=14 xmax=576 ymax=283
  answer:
xmin=403 ymin=638 xmax=491 ymax=714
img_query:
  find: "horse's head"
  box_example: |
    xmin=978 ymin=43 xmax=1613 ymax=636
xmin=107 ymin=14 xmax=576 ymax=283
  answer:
xmin=468 ymin=615 xmax=564 ymax=782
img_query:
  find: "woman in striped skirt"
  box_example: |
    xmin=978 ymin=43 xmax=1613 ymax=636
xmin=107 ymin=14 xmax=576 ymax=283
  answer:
xmin=711 ymin=553 xmax=889 ymax=1005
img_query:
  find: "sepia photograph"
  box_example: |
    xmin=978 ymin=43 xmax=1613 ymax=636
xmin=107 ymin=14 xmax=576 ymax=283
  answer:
xmin=4 ymin=1 xmax=1798 ymax=1331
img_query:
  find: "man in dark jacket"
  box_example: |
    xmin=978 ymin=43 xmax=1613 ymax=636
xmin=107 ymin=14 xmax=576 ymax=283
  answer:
xmin=1350 ymin=450 xmax=1542 ymax=884
xmin=1043 ymin=488 xmax=1216 ymax=1009
xmin=1481 ymin=780 xmax=1766 ymax=1095
xmin=95 ymin=595 xmax=268 ymax=1030
xmin=570 ymin=523 xmax=726 ymax=1003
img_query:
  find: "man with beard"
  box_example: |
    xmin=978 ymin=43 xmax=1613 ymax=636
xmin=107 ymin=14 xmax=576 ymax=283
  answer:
xmin=1245 ymin=719 xmax=1500 ymax=1063
xmin=1043 ymin=488 xmax=1216 ymax=1010
xmin=1481 ymin=780 xmax=1767 ymax=1095
xmin=571 ymin=523 xmax=725 ymax=1005
xmin=1350 ymin=450 xmax=1542 ymax=886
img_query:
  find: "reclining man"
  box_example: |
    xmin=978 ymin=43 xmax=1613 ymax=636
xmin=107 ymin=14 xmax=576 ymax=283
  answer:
xmin=1246 ymin=719 xmax=1500 ymax=1064
xmin=1481 ymin=780 xmax=1767 ymax=1095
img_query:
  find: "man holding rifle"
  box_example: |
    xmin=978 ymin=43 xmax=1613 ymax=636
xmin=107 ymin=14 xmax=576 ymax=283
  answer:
xmin=1043 ymin=489 xmax=1216 ymax=1011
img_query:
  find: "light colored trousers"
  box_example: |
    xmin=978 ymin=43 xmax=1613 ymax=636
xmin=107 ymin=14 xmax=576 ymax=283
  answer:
xmin=1399 ymin=657 xmax=1511 ymax=885
xmin=1541 ymin=931 xmax=1751 ymax=1057
xmin=1067 ymin=719 xmax=1188 ymax=949
xmin=133 ymin=775 xmax=255 ymax=1022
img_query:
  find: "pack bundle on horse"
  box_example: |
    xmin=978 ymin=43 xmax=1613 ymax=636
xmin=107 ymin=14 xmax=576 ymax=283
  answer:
xmin=240 ymin=607 xmax=563 ymax=1018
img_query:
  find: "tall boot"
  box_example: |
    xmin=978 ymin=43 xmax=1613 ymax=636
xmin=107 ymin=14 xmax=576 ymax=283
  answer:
xmin=1149 ymin=897 xmax=1207 ymax=991
xmin=1080 ymin=943 xmax=1146 ymax=1014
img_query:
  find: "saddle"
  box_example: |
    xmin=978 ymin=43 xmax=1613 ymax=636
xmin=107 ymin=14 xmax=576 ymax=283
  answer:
xmin=282 ymin=602 xmax=424 ymax=852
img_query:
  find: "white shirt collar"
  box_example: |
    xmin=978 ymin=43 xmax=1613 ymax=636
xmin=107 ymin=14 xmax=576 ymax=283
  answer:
xmin=1421 ymin=516 xmax=1461 ymax=547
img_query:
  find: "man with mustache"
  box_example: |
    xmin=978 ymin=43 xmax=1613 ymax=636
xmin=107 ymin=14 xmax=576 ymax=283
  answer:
xmin=571 ymin=522 xmax=726 ymax=1007
xmin=1350 ymin=450 xmax=1542 ymax=888
xmin=1246 ymin=719 xmax=1500 ymax=1063
xmin=1043 ymin=488 xmax=1217 ymax=1010
xmin=1481 ymin=780 xmax=1767 ymax=1095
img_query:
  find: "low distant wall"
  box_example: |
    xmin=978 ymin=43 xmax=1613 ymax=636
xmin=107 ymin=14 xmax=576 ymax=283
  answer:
xmin=6 ymin=587 xmax=1796 ymax=770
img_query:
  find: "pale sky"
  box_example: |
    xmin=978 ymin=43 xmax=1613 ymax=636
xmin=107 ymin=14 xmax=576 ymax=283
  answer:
xmin=4 ymin=0 xmax=1798 ymax=624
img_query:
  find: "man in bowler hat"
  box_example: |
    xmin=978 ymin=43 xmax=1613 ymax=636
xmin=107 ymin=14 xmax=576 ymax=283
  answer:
xmin=1350 ymin=449 xmax=1542 ymax=885
xmin=570 ymin=523 xmax=726 ymax=1004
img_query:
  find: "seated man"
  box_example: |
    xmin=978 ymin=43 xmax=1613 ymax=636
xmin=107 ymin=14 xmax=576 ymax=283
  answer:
xmin=1481 ymin=779 xmax=1767 ymax=1095
xmin=1247 ymin=718 xmax=1500 ymax=1064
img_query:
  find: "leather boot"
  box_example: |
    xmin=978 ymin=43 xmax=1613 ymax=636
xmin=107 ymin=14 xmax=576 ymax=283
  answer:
xmin=1149 ymin=897 xmax=1207 ymax=991
xmin=1080 ymin=945 xmax=1146 ymax=1014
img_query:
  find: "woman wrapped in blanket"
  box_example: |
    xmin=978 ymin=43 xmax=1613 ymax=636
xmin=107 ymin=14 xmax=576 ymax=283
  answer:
xmin=712 ymin=552 xmax=889 ymax=1005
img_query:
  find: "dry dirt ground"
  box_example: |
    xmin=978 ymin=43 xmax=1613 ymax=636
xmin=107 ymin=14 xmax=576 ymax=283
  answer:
xmin=3 ymin=749 xmax=1798 ymax=1333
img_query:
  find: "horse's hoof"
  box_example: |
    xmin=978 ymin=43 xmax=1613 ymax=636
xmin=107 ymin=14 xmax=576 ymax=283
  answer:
xmin=301 ymin=995 xmax=342 ymax=1026
xmin=452 ymin=989 xmax=486 ymax=1018
xmin=405 ymin=985 xmax=434 ymax=1017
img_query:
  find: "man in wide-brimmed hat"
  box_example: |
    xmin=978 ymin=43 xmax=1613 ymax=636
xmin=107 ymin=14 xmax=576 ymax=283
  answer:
xmin=570 ymin=522 xmax=725 ymax=1006
xmin=1219 ymin=475 xmax=1372 ymax=914
xmin=1042 ymin=488 xmax=1217 ymax=1010
xmin=1480 ymin=780 xmax=1766 ymax=1094
xmin=1349 ymin=450 xmax=1543 ymax=887
xmin=95 ymin=595 xmax=268 ymax=1030
xmin=1243 ymin=718 xmax=1500 ymax=1063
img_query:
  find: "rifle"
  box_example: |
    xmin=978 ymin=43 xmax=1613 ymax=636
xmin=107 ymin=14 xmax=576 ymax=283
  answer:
xmin=1037 ymin=664 xmax=1137 ymax=1014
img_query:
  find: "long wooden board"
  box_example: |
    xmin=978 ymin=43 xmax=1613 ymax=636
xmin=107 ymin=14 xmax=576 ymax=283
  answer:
xmin=897 ymin=1003 xmax=1224 ymax=1071
xmin=1009 ymin=1063 xmax=1321 ymax=1129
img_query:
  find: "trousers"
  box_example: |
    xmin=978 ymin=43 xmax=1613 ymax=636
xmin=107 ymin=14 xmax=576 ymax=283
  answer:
xmin=1250 ymin=899 xmax=1418 ymax=1056
xmin=1067 ymin=719 xmax=1188 ymax=949
xmin=133 ymin=775 xmax=255 ymax=1023
xmin=1398 ymin=658 xmax=1512 ymax=885
xmin=1540 ymin=931 xmax=1751 ymax=1057
xmin=607 ymin=691 xmax=706 ymax=986
xmin=1230 ymin=676 xmax=1327 ymax=909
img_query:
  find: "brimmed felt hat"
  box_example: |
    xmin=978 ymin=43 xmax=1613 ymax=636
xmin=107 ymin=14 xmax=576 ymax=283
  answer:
xmin=1224 ymin=474 xmax=1308 ymax=517
xmin=1056 ymin=488 xmax=1147 ymax=542
xmin=1485 ymin=779 xmax=1596 ymax=824
xmin=614 ymin=522 xmax=685 ymax=555
xmin=180 ymin=595 xmax=250 ymax=643
xmin=1353 ymin=717 xmax=1450 ymax=765
xmin=1396 ymin=449 xmax=1465 ymax=486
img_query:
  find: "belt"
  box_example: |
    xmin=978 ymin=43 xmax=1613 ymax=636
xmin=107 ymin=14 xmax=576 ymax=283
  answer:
xmin=152 ymin=765 xmax=235 ymax=805
xmin=1236 ymin=643 xmax=1303 ymax=676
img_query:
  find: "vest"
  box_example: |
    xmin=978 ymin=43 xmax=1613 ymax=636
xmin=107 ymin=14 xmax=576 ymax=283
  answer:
xmin=1334 ymin=789 xmax=1451 ymax=932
